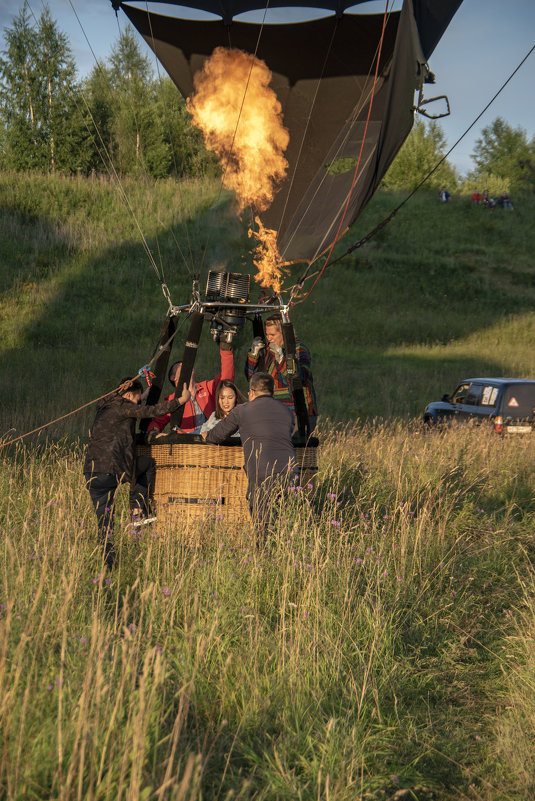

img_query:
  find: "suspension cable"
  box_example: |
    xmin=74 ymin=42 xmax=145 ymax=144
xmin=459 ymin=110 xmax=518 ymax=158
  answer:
xmin=291 ymin=37 xmax=535 ymax=304
xmin=281 ymin=7 xmax=394 ymax=261
xmin=143 ymin=0 xmax=197 ymax=277
xmin=275 ymin=17 xmax=339 ymax=237
xmin=47 ymin=0 xmax=177 ymax=310
xmin=289 ymin=0 xmax=390 ymax=305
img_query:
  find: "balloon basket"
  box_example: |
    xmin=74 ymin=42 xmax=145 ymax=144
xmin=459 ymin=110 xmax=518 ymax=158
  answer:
xmin=137 ymin=435 xmax=319 ymax=527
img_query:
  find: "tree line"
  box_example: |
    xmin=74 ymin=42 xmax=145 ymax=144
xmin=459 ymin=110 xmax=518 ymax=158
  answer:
xmin=1 ymin=6 xmax=534 ymax=191
xmin=382 ymin=117 xmax=535 ymax=194
xmin=0 ymin=7 xmax=214 ymax=178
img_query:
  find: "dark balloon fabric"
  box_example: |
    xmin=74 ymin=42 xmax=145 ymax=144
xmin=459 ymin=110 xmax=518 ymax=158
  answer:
xmin=115 ymin=0 xmax=461 ymax=263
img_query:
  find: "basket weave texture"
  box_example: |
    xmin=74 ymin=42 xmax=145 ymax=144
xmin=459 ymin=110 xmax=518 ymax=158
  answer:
xmin=137 ymin=441 xmax=318 ymax=524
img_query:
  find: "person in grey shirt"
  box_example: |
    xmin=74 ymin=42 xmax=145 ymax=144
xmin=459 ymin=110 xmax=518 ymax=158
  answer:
xmin=202 ymin=372 xmax=297 ymax=540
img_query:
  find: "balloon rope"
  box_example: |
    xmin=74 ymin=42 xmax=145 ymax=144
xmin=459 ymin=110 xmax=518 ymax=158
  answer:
xmin=143 ymin=0 xmax=197 ymax=278
xmin=0 ymin=313 xmax=188 ymax=450
xmin=63 ymin=0 xmax=168 ymax=290
xmin=275 ymin=17 xmax=339 ymax=237
xmin=290 ymin=0 xmax=391 ymax=306
xmin=0 ymin=389 xmax=125 ymax=451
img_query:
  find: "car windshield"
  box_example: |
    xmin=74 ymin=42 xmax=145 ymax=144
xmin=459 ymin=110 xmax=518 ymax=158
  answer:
xmin=502 ymin=385 xmax=535 ymax=418
xmin=451 ymin=383 xmax=482 ymax=405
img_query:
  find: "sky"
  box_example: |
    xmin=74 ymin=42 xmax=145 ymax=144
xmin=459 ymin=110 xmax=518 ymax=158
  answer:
xmin=0 ymin=0 xmax=534 ymax=175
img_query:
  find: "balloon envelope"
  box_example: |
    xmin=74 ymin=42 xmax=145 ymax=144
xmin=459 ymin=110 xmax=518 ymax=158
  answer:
xmin=115 ymin=0 xmax=462 ymax=263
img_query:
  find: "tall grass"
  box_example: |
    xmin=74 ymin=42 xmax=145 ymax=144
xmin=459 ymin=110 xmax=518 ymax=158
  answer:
xmin=1 ymin=171 xmax=535 ymax=799
xmin=1 ymin=424 xmax=535 ymax=800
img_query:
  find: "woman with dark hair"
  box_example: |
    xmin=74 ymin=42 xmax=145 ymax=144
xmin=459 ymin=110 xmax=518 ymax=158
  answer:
xmin=200 ymin=379 xmax=245 ymax=434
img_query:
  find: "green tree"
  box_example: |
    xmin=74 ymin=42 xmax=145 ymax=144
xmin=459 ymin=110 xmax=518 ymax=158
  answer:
xmin=154 ymin=76 xmax=217 ymax=177
xmin=471 ymin=117 xmax=535 ymax=189
xmin=0 ymin=6 xmax=40 ymax=169
xmin=0 ymin=5 xmax=89 ymax=173
xmin=107 ymin=27 xmax=172 ymax=177
xmin=381 ymin=118 xmax=458 ymax=191
xmin=37 ymin=7 xmax=90 ymax=173
xmin=82 ymin=62 xmax=121 ymax=175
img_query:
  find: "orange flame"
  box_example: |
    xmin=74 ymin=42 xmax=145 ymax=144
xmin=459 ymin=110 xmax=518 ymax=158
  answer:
xmin=187 ymin=47 xmax=289 ymax=211
xmin=188 ymin=47 xmax=288 ymax=292
xmin=249 ymin=216 xmax=284 ymax=294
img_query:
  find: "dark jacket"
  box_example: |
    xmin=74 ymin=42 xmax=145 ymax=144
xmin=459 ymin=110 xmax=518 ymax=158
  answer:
xmin=83 ymin=393 xmax=183 ymax=481
xmin=205 ymin=395 xmax=296 ymax=488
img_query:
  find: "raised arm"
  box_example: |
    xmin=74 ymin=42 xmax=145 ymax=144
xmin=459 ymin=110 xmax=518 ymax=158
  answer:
xmin=204 ymin=346 xmax=235 ymax=396
xmin=123 ymin=384 xmax=190 ymax=421
xmin=245 ymin=336 xmax=265 ymax=379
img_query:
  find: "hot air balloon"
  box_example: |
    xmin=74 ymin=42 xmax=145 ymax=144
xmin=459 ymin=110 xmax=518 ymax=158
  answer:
xmin=109 ymin=0 xmax=462 ymax=526
xmin=112 ymin=0 xmax=462 ymax=264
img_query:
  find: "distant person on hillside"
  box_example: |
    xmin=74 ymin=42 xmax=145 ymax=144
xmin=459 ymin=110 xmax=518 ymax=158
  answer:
xmin=439 ymin=186 xmax=451 ymax=202
xmin=245 ymin=312 xmax=317 ymax=431
xmin=148 ymin=342 xmax=234 ymax=435
xmin=84 ymin=378 xmax=190 ymax=567
xmin=470 ymin=191 xmax=482 ymax=206
xmin=499 ymin=191 xmax=514 ymax=210
xmin=482 ymin=189 xmax=496 ymax=210
xmin=202 ymin=372 xmax=297 ymax=543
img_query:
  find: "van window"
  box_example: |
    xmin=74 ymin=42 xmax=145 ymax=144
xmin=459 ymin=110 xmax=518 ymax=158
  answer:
xmin=452 ymin=383 xmax=483 ymax=406
xmin=481 ymin=385 xmax=498 ymax=406
xmin=503 ymin=385 xmax=535 ymax=417
xmin=451 ymin=383 xmax=472 ymax=404
xmin=464 ymin=384 xmax=483 ymax=405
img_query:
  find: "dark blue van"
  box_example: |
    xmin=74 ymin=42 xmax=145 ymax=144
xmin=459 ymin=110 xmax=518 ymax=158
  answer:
xmin=423 ymin=378 xmax=535 ymax=433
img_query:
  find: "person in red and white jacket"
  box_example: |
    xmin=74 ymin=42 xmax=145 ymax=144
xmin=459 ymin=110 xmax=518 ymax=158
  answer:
xmin=147 ymin=344 xmax=235 ymax=435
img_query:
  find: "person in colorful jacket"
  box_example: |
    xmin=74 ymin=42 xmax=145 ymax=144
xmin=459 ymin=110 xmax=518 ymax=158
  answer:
xmin=245 ymin=313 xmax=317 ymax=430
xmin=148 ymin=343 xmax=235 ymax=435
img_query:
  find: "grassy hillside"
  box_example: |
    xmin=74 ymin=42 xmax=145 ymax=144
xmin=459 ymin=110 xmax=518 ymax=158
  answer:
xmin=0 ymin=171 xmax=533 ymax=436
xmin=1 ymin=173 xmax=535 ymax=801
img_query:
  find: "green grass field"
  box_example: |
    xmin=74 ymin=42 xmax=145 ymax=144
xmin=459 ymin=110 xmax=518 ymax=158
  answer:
xmin=1 ymin=173 xmax=535 ymax=800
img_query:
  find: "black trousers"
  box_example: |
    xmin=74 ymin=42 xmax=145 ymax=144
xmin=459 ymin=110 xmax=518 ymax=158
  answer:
xmin=129 ymin=455 xmax=156 ymax=515
xmin=85 ymin=456 xmax=157 ymax=540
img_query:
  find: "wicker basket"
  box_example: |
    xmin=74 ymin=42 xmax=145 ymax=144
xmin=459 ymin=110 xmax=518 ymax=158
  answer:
xmin=137 ymin=435 xmax=318 ymax=525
